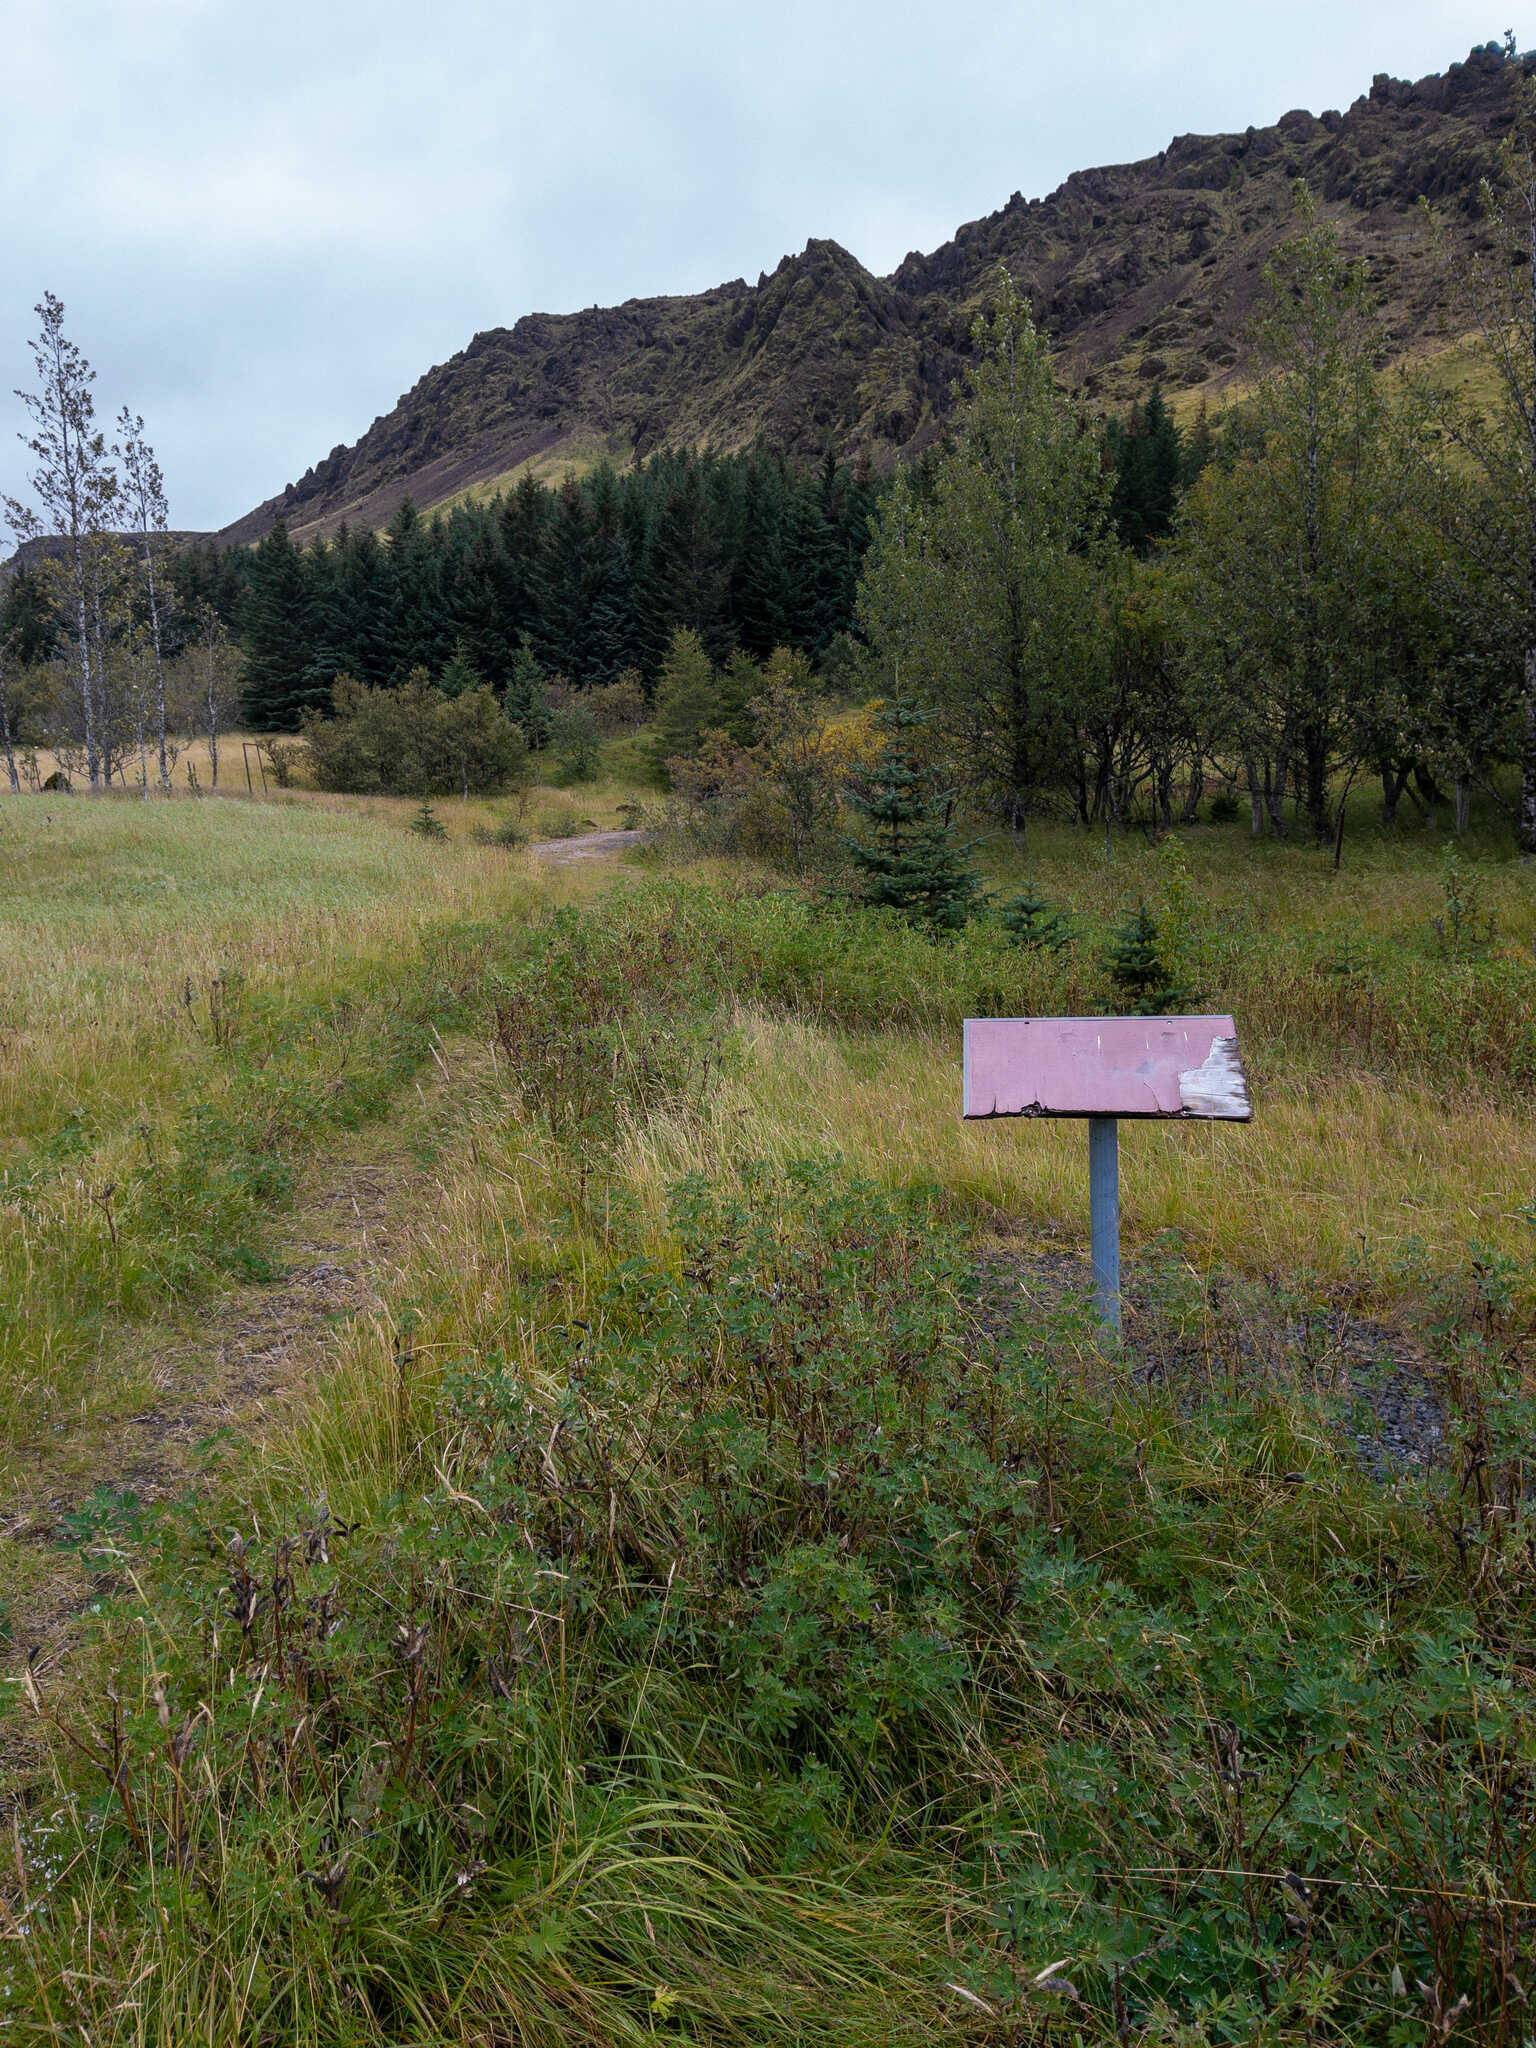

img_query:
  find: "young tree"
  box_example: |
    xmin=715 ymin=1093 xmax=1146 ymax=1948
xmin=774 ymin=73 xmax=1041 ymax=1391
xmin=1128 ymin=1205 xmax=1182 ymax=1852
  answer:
xmin=438 ymin=639 xmax=482 ymax=699
xmin=504 ymin=639 xmax=552 ymax=749
xmin=4 ymin=295 xmax=120 ymax=789
xmin=1103 ymin=900 xmax=1186 ymax=1015
xmin=856 ymin=267 xmax=1110 ymax=829
xmin=115 ymin=410 xmax=173 ymax=792
xmin=844 ymin=699 xmax=982 ymax=929
xmin=186 ymin=602 xmax=241 ymax=787
xmin=1175 ymin=192 xmax=1390 ymax=838
xmin=1412 ymin=84 xmax=1536 ymax=852
xmin=749 ymin=648 xmax=840 ymax=868
xmin=650 ymin=626 xmax=755 ymax=774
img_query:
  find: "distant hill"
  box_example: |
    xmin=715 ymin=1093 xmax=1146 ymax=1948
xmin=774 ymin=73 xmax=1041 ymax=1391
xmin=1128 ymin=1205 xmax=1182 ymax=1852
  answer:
xmin=220 ymin=43 xmax=1530 ymax=548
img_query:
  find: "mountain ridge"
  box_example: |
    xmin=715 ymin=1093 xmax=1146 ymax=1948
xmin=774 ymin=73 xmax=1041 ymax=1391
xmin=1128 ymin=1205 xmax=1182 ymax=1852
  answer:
xmin=219 ymin=42 xmax=1530 ymax=548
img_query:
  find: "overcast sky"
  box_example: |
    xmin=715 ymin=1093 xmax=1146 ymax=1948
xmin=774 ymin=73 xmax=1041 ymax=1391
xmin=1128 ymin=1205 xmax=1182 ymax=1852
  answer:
xmin=0 ymin=0 xmax=1521 ymax=531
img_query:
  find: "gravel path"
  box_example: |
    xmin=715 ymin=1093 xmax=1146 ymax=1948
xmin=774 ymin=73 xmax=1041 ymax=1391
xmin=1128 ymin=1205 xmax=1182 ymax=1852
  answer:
xmin=527 ymin=828 xmax=647 ymax=865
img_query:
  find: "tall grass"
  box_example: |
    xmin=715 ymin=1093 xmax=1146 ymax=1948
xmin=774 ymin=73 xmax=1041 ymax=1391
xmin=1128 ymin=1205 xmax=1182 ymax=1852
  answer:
xmin=5 ymin=806 xmax=1536 ymax=2043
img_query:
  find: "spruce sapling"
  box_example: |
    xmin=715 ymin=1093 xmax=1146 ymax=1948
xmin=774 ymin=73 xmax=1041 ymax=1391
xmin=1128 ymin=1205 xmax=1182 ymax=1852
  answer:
xmin=844 ymin=699 xmax=981 ymax=931
xmin=1103 ymin=898 xmax=1186 ymax=1014
xmin=999 ymin=882 xmax=1072 ymax=953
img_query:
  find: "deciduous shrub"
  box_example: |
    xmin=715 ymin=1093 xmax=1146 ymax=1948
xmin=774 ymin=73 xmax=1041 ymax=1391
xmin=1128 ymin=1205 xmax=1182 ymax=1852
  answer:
xmin=302 ymin=672 xmax=532 ymax=797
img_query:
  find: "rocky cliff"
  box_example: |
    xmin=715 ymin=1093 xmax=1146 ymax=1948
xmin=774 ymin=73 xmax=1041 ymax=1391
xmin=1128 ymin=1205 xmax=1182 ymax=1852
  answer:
xmin=220 ymin=43 xmax=1527 ymax=546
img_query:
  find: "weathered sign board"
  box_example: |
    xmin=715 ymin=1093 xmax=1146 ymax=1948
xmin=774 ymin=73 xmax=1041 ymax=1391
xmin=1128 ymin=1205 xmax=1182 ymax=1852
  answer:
xmin=962 ymin=1015 xmax=1251 ymax=1333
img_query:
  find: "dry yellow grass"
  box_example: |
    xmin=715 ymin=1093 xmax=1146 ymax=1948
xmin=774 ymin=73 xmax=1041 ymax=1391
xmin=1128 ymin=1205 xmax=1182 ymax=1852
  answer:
xmin=670 ymin=1011 xmax=1536 ymax=1286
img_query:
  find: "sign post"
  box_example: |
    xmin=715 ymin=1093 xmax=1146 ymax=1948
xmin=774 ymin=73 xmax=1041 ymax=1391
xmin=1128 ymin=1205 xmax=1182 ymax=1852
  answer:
xmin=963 ymin=1015 xmax=1251 ymax=1336
xmin=1087 ymin=1115 xmax=1120 ymax=1331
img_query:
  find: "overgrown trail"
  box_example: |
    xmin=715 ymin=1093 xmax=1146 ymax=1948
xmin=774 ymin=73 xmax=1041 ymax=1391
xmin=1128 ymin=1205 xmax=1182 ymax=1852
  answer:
xmin=1 ymin=1121 xmax=430 ymax=1703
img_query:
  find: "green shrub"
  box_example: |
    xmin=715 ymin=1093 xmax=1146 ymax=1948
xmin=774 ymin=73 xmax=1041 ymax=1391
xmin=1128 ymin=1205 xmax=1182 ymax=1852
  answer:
xmin=29 ymin=1153 xmax=1536 ymax=2043
xmin=303 ymin=672 xmax=532 ymax=798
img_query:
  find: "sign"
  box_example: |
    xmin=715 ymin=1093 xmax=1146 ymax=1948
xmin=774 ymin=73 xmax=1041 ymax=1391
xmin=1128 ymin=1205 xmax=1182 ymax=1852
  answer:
xmin=963 ymin=1015 xmax=1250 ymax=1122
xmin=961 ymin=1015 xmax=1251 ymax=1334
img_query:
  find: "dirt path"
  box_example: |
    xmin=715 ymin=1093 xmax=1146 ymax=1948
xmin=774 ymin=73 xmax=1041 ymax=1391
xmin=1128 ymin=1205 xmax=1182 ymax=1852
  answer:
xmin=1 ymin=1133 xmax=427 ymax=1702
xmin=527 ymin=827 xmax=647 ymax=865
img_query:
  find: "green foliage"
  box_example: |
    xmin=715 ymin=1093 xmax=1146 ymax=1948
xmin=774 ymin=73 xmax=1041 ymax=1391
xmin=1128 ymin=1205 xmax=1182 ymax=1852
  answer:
xmin=547 ymin=701 xmax=601 ymax=782
xmin=857 ymin=266 xmax=1112 ymax=827
xmin=207 ymin=450 xmax=879 ymax=732
xmin=844 ymin=699 xmax=981 ymax=929
xmin=238 ymin=520 xmax=327 ymax=731
xmin=749 ymin=651 xmax=844 ymax=868
xmin=407 ymin=795 xmax=446 ymax=839
xmin=1103 ymin=898 xmax=1187 ymax=1014
xmin=1174 ymin=189 xmax=1401 ymax=842
xmin=650 ymin=626 xmax=757 ymax=775
xmin=502 ymin=640 xmax=551 ymax=749
xmin=1104 ymin=386 xmax=1185 ymax=553
xmin=436 ymin=638 xmax=482 ymax=698
xmin=302 ymin=672 xmax=531 ymax=797
xmin=1153 ymin=831 xmax=1206 ymax=997
xmin=998 ymin=881 xmax=1073 ymax=953
xmin=1430 ymin=845 xmax=1497 ymax=958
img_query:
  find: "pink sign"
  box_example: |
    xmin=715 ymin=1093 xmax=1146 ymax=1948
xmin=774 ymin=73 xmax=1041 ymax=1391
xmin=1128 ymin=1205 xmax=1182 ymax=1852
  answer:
xmin=962 ymin=1015 xmax=1251 ymax=1121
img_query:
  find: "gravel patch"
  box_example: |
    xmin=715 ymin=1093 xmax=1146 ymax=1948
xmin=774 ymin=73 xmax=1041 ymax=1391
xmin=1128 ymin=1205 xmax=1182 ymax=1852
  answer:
xmin=975 ymin=1246 xmax=1448 ymax=1478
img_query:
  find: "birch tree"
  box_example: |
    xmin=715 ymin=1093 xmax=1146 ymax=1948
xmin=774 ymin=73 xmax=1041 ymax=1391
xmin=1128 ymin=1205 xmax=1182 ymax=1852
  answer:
xmin=115 ymin=410 xmax=172 ymax=793
xmin=1413 ymin=81 xmax=1536 ymax=853
xmin=3 ymin=295 xmax=118 ymax=791
xmin=188 ymin=602 xmax=240 ymax=787
xmin=1175 ymin=191 xmax=1388 ymax=839
xmin=856 ymin=268 xmax=1110 ymax=828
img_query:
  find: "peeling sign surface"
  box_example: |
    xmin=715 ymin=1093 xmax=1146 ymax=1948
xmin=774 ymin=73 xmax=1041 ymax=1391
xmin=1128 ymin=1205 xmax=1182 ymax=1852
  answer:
xmin=962 ymin=1016 xmax=1252 ymax=1121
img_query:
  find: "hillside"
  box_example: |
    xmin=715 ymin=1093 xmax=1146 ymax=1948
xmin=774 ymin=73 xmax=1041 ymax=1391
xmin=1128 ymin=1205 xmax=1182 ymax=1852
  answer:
xmin=221 ymin=43 xmax=1527 ymax=546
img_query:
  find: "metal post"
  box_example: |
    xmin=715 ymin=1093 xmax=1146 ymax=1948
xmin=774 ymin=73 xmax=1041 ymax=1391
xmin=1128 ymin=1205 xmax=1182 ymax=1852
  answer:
xmin=1088 ymin=1115 xmax=1121 ymax=1336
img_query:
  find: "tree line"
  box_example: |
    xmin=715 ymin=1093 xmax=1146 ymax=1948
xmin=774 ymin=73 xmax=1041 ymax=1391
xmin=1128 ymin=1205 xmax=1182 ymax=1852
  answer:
xmin=8 ymin=95 xmax=1536 ymax=852
xmin=848 ymin=134 xmax=1536 ymax=858
xmin=233 ymin=450 xmax=884 ymax=732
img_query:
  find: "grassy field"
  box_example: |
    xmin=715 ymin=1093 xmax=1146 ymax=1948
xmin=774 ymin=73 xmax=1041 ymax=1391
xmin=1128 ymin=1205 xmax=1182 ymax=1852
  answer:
xmin=2 ymin=771 xmax=1533 ymax=2044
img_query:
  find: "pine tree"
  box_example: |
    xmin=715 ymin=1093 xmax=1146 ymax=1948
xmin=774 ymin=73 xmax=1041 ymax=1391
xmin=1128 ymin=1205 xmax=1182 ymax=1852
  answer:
xmin=408 ymin=795 xmax=447 ymax=839
xmin=1106 ymin=388 xmax=1184 ymax=553
xmin=438 ymin=640 xmax=481 ymax=698
xmin=504 ymin=639 xmax=551 ymax=748
xmin=1000 ymin=883 xmax=1073 ymax=952
xmin=653 ymin=462 xmax=731 ymax=660
xmin=1103 ymin=899 xmax=1185 ymax=1014
xmin=844 ymin=700 xmax=981 ymax=930
xmin=0 ymin=560 xmax=59 ymax=663
xmin=239 ymin=521 xmax=320 ymax=730
xmin=649 ymin=626 xmax=724 ymax=773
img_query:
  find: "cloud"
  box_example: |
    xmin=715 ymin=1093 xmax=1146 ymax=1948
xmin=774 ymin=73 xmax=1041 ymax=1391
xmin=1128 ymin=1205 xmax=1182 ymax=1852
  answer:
xmin=0 ymin=0 xmax=1511 ymax=530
